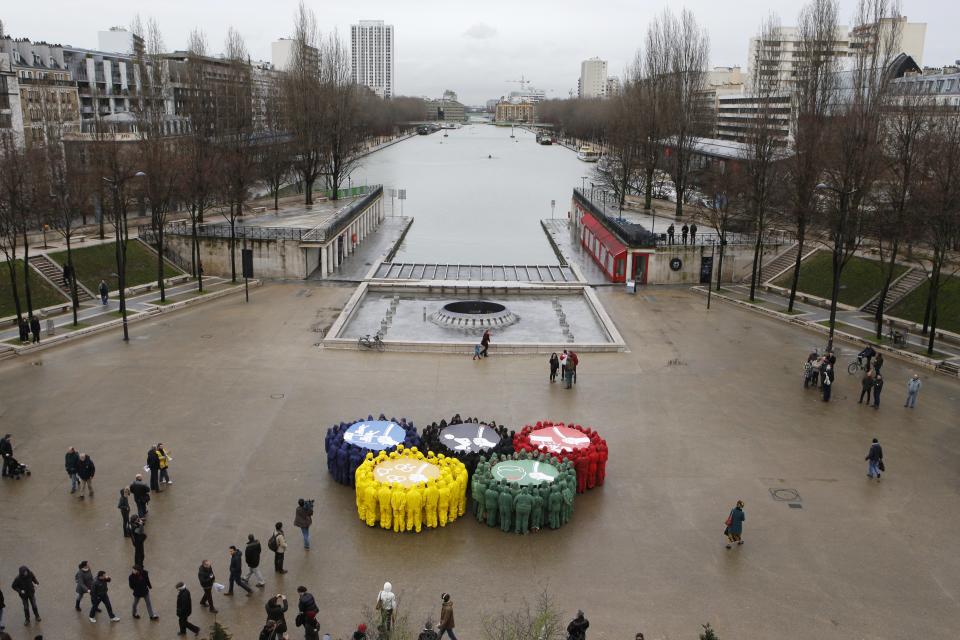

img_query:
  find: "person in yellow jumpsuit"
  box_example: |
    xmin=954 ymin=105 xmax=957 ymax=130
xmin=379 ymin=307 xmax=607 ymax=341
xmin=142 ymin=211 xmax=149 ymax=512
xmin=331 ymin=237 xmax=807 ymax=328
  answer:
xmin=457 ymin=465 xmax=468 ymax=517
xmin=437 ymin=479 xmax=451 ymax=527
xmin=407 ymin=482 xmax=424 ymax=533
xmin=378 ymin=482 xmax=393 ymax=530
xmin=356 ymin=474 xmax=369 ymax=522
xmin=447 ymin=467 xmax=460 ymax=523
xmin=391 ymin=485 xmax=407 ymax=533
xmin=424 ymin=479 xmax=440 ymax=528
xmin=364 ymin=480 xmax=379 ymax=527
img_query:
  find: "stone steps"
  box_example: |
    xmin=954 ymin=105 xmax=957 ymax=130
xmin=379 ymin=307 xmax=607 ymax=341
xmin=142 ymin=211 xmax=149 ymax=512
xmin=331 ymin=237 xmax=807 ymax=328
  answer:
xmin=27 ymin=254 xmax=93 ymax=301
xmin=861 ymin=268 xmax=926 ymax=314
xmin=759 ymin=244 xmax=799 ymax=284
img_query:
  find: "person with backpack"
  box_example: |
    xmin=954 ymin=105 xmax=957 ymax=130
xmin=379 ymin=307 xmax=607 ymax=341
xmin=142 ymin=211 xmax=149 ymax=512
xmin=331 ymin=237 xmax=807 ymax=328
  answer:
xmin=300 ymin=609 xmax=321 ymax=640
xmin=244 ymin=534 xmax=265 ymax=588
xmin=297 ymin=586 xmax=319 ymax=617
xmin=376 ymin=582 xmax=396 ymax=636
xmin=294 ymin=499 xmax=313 ymax=550
xmin=723 ymin=500 xmax=746 ymax=549
xmin=74 ymin=561 xmax=94 ymax=612
xmin=269 ymin=523 xmax=287 ymax=574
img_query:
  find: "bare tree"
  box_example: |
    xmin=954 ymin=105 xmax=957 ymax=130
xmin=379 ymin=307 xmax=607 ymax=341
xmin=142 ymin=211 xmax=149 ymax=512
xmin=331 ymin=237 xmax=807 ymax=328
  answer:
xmin=819 ymin=0 xmax=901 ymax=350
xmin=591 ymin=85 xmax=641 ymax=212
xmin=659 ymin=8 xmax=710 ymax=220
xmin=481 ymin=590 xmax=564 ymax=640
xmin=257 ymin=79 xmax=292 ymax=210
xmin=282 ymin=2 xmax=324 ymax=204
xmin=318 ymin=32 xmax=365 ymax=200
xmin=784 ymin=0 xmax=840 ymax=312
xmin=0 ymin=134 xmax=28 ymax=325
xmin=637 ymin=36 xmax=670 ymax=211
xmin=694 ymin=161 xmax=748 ymax=290
xmin=745 ymin=14 xmax=787 ymax=301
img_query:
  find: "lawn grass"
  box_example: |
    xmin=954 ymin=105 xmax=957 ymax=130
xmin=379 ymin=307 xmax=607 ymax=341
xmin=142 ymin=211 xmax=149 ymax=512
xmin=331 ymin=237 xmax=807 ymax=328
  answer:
xmin=774 ymin=250 xmax=907 ymax=308
xmin=889 ymin=275 xmax=960 ymax=335
xmin=814 ymin=319 xmax=952 ymax=359
xmin=0 ymin=259 xmax=69 ymax=318
xmin=49 ymin=241 xmax=181 ymax=293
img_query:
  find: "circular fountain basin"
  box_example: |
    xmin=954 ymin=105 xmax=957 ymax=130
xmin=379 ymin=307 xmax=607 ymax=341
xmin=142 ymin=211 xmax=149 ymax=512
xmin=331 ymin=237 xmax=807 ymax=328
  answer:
xmin=430 ymin=300 xmax=519 ymax=330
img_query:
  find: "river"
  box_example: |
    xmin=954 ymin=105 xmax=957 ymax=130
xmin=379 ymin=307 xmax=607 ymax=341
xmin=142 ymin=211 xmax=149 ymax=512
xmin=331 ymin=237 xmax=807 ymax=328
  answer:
xmin=355 ymin=124 xmax=591 ymax=264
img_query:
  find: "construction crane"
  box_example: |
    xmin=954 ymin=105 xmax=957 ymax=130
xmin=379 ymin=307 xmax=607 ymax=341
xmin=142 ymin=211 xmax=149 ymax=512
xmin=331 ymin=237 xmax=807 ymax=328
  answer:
xmin=505 ymin=75 xmax=532 ymax=92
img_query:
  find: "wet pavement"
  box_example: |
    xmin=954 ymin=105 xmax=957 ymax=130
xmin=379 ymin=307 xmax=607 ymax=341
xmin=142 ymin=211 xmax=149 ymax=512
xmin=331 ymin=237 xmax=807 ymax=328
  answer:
xmin=1 ymin=283 xmax=959 ymax=640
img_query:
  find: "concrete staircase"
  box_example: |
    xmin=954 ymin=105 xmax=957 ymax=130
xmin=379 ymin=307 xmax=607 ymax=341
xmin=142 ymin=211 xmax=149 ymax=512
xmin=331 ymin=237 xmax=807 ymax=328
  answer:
xmin=28 ymin=254 xmax=94 ymax=302
xmin=937 ymin=361 xmax=960 ymax=377
xmin=759 ymin=244 xmax=801 ymax=284
xmin=861 ymin=268 xmax=926 ymax=314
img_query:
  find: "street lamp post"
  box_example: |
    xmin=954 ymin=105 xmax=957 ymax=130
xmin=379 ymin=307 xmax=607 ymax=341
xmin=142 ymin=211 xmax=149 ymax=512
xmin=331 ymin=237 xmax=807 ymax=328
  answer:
xmin=103 ymin=171 xmax=146 ymax=342
xmin=551 ymin=199 xmax=556 ymax=220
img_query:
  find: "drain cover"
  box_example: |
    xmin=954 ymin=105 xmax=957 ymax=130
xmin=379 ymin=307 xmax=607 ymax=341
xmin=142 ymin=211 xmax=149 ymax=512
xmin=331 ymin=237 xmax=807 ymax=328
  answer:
xmin=769 ymin=488 xmax=801 ymax=502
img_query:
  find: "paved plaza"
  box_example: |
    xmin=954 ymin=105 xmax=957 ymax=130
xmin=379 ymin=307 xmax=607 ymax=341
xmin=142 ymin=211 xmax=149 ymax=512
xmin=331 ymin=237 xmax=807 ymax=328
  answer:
xmin=1 ymin=282 xmax=958 ymax=639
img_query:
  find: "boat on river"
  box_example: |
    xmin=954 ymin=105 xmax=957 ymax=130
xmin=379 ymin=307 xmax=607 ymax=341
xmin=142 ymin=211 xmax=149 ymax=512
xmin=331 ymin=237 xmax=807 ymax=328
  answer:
xmin=577 ymin=145 xmax=601 ymax=162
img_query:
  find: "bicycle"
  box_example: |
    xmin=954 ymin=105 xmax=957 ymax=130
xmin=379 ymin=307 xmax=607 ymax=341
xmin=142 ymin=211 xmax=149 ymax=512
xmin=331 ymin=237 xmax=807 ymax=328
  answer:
xmin=847 ymin=357 xmax=866 ymax=375
xmin=358 ymin=332 xmax=385 ymax=352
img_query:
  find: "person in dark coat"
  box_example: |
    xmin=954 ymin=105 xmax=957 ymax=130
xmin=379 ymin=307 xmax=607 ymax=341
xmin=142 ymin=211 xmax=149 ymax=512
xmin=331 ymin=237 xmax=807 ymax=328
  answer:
xmin=129 ymin=475 xmax=150 ymax=517
xmin=301 ymin=609 xmax=321 ymax=640
xmin=667 ymin=224 xmax=675 ymax=244
xmin=480 ymin=330 xmax=491 ymax=358
xmin=130 ymin=515 xmax=147 ymax=568
xmin=724 ymin=500 xmax=746 ymax=549
xmin=28 ymin=316 xmax=40 ymax=343
xmin=873 ymin=353 xmax=884 ymax=374
xmin=175 ymin=582 xmax=199 ymax=636
xmin=74 ymin=561 xmax=94 ymax=612
xmin=0 ymin=585 xmax=5 ymax=631
xmin=566 ymin=610 xmax=589 ymax=640
xmin=64 ymin=447 xmax=80 ymax=493
xmin=858 ymin=370 xmax=875 ymax=405
xmin=866 ymin=438 xmax=884 ymax=481
xmin=681 ymin=224 xmax=689 ymax=244
xmin=549 ymin=353 xmax=559 ymax=383
xmin=11 ymin=566 xmax=40 ymax=625
xmin=0 ymin=434 xmax=11 ymax=478
xmin=259 ymin=620 xmax=281 ymax=640
xmin=265 ymin=594 xmax=289 ymax=634
xmin=438 ymin=593 xmax=457 ymax=640
xmin=196 ymin=561 xmax=217 ymax=613
xmin=129 ymin=566 xmax=158 ymax=620
xmin=689 ymin=223 xmax=698 ymax=243
xmin=17 ymin=317 xmax=29 ymax=343
xmin=118 ymin=488 xmax=132 ymax=537
xmin=99 ymin=280 xmax=109 ymax=305
xmin=244 ymin=534 xmax=265 ymax=587
xmin=821 ymin=364 xmax=835 ymax=402
xmin=872 ymin=373 xmax=884 ymax=409
xmin=88 ymin=570 xmax=119 ymax=622
xmin=77 ymin=453 xmax=95 ymax=498
xmin=225 ymin=546 xmax=251 ymax=596
xmin=146 ymin=447 xmax=162 ymax=492
xmin=297 ymin=586 xmax=319 ymax=616
xmin=294 ymin=499 xmax=313 ymax=550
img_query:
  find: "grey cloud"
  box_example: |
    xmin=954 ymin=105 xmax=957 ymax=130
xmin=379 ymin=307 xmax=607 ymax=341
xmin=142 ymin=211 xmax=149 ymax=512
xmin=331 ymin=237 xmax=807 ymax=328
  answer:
xmin=463 ymin=23 xmax=497 ymax=39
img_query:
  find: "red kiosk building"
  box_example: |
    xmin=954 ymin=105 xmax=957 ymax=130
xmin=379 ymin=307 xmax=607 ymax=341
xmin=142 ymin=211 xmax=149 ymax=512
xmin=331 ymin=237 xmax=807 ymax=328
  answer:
xmin=571 ymin=190 xmax=658 ymax=284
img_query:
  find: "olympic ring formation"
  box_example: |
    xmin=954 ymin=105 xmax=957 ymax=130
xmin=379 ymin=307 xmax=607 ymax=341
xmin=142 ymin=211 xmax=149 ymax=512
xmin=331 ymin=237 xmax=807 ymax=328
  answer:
xmin=353 ymin=446 xmax=469 ymax=533
xmin=470 ymin=449 xmax=578 ymax=533
xmin=325 ymin=415 xmax=420 ymax=486
xmin=420 ymin=415 xmax=515 ymax=474
xmin=512 ymin=421 xmax=608 ymax=493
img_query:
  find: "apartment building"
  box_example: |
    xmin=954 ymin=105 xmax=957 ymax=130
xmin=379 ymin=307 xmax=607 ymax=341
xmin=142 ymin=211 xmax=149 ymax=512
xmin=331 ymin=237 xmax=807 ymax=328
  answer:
xmin=351 ymin=20 xmax=394 ymax=98
xmin=579 ymin=58 xmax=607 ymax=99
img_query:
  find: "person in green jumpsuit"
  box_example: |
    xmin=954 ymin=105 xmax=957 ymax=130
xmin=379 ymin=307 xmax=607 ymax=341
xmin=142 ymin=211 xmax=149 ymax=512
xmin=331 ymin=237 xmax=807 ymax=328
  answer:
xmin=530 ymin=486 xmax=545 ymax=531
xmin=547 ymin=486 xmax=563 ymax=529
xmin=561 ymin=479 xmax=575 ymax=524
xmin=514 ymin=487 xmax=534 ymax=534
xmin=473 ymin=476 xmax=487 ymax=522
xmin=484 ymin=482 xmax=500 ymax=528
xmin=498 ymin=482 xmax=514 ymax=532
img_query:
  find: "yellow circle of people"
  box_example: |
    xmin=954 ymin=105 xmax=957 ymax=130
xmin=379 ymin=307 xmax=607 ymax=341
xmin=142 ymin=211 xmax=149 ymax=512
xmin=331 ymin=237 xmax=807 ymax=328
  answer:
xmin=354 ymin=446 xmax=469 ymax=533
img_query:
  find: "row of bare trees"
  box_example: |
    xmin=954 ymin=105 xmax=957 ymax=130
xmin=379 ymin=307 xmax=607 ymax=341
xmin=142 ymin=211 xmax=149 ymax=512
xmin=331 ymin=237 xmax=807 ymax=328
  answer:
xmin=0 ymin=4 xmax=421 ymax=340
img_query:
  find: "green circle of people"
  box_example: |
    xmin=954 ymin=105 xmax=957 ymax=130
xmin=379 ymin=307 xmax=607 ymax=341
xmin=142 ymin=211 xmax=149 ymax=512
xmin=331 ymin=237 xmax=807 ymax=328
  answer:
xmin=491 ymin=459 xmax=559 ymax=486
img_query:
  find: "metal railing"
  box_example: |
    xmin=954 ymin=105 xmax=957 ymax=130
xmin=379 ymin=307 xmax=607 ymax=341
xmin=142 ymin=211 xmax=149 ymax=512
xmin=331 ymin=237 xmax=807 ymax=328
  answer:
xmin=301 ymin=185 xmax=383 ymax=243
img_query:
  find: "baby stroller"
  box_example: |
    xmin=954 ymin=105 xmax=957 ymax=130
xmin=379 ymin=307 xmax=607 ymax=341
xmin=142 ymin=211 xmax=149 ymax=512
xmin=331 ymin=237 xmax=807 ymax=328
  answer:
xmin=4 ymin=455 xmax=30 ymax=479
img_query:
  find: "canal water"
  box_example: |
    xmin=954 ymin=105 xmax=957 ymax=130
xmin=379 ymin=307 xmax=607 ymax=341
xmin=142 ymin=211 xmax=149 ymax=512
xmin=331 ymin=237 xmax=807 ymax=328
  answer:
xmin=356 ymin=124 xmax=590 ymax=264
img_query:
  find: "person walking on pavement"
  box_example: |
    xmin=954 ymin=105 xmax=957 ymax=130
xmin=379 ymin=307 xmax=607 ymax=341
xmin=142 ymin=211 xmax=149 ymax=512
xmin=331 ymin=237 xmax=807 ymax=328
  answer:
xmin=147 ymin=446 xmax=162 ymax=492
xmin=65 ymin=447 xmax=80 ymax=494
xmin=197 ymin=560 xmax=217 ymax=613
xmin=157 ymin=443 xmax=173 ymax=485
xmin=376 ymin=582 xmax=396 ymax=637
xmin=905 ymin=374 xmax=922 ymax=408
xmin=681 ymin=224 xmax=689 ymax=245
xmin=481 ymin=330 xmax=491 ymax=358
xmin=866 ymin=438 xmax=884 ymax=481
xmin=301 ymin=609 xmax=321 ymax=640
xmin=99 ymin=280 xmax=109 ymax=305
xmin=28 ymin=315 xmax=40 ymax=344
xmin=821 ymin=364 xmax=834 ymax=402
xmin=175 ymin=582 xmax=200 ymax=636
xmin=438 ymin=593 xmax=457 ymax=640
xmin=11 ymin=566 xmax=40 ymax=625
xmin=549 ymin=353 xmax=560 ymax=383
xmin=244 ymin=534 xmax=265 ymax=588
xmin=294 ymin=499 xmax=313 ymax=550
xmin=689 ymin=223 xmax=697 ymax=244
xmin=130 ymin=515 xmax=147 ymax=568
xmin=0 ymin=434 xmax=11 ymax=478
xmin=129 ymin=474 xmax=150 ymax=518
xmin=129 ymin=566 xmax=158 ymax=620
xmin=74 ymin=561 xmax=94 ymax=612
xmin=88 ymin=570 xmax=120 ymax=623
xmin=872 ymin=373 xmax=884 ymax=409
xmin=567 ymin=610 xmax=589 ymax=640
xmin=724 ymin=500 xmax=746 ymax=549
xmin=76 ymin=453 xmax=95 ymax=498
xmin=858 ymin=370 xmax=875 ymax=405
xmin=118 ymin=488 xmax=132 ymax=537
xmin=225 ymin=546 xmax=252 ymax=596
xmin=270 ymin=523 xmax=288 ymax=573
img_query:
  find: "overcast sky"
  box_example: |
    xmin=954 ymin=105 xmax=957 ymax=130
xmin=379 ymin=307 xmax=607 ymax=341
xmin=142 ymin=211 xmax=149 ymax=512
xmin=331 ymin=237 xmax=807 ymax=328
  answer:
xmin=3 ymin=0 xmax=957 ymax=104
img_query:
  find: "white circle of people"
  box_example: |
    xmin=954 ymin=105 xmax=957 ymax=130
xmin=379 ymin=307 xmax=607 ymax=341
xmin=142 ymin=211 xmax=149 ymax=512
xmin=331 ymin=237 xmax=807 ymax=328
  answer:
xmin=342 ymin=421 xmax=404 ymax=451
xmin=528 ymin=426 xmax=590 ymax=454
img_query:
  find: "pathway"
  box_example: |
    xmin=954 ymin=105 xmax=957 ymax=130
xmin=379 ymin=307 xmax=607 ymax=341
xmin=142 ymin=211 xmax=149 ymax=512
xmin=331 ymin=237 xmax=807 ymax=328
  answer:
xmin=541 ymin=218 xmax=608 ymax=284
xmin=315 ymin=217 xmax=413 ymax=281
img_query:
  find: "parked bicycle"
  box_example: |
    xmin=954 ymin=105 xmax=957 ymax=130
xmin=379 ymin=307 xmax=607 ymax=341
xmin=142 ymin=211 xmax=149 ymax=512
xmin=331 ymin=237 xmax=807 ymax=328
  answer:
xmin=358 ymin=332 xmax=385 ymax=352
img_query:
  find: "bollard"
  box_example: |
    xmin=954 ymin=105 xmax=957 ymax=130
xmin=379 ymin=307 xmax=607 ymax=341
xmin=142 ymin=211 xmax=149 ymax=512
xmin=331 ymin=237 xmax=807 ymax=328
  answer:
xmin=46 ymin=318 xmax=55 ymax=336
